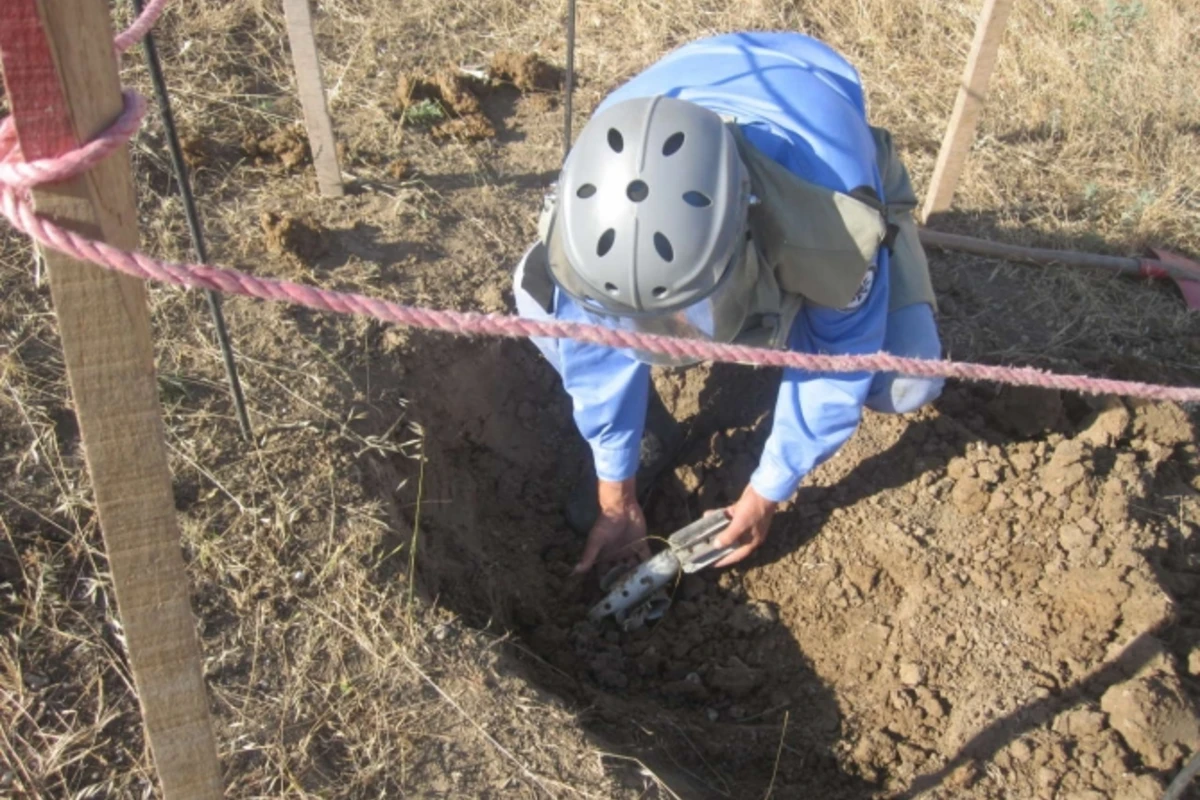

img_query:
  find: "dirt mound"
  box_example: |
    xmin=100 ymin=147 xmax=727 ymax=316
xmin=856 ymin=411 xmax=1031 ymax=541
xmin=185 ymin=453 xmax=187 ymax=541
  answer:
xmin=396 ymin=70 xmax=496 ymax=140
xmin=395 ymin=53 xmax=560 ymax=141
xmin=490 ymin=51 xmax=562 ymax=93
xmin=260 ymin=211 xmax=327 ymax=261
xmin=396 ymin=70 xmax=485 ymax=117
xmin=179 ymin=131 xmax=210 ymax=169
xmin=241 ymin=126 xmax=310 ymax=170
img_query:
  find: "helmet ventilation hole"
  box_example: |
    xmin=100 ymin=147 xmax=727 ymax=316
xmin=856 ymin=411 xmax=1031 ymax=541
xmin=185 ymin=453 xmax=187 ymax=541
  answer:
xmin=607 ymin=128 xmax=624 ymax=153
xmin=652 ymin=286 xmax=668 ymax=299
xmin=576 ymin=183 xmax=596 ymax=198
xmin=683 ymin=191 xmax=712 ymax=208
xmin=662 ymin=132 xmax=685 ymax=156
xmin=597 ymin=228 xmax=616 ymax=257
xmin=626 ymin=180 xmax=649 ymax=202
xmin=604 ymin=282 xmax=619 ymax=295
xmin=653 ymin=232 xmax=674 ymax=263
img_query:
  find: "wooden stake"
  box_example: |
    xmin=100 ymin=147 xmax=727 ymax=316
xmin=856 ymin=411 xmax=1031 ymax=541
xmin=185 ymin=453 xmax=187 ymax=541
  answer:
xmin=920 ymin=0 xmax=1015 ymax=222
xmin=0 ymin=2 xmax=223 ymax=798
xmin=283 ymin=0 xmax=345 ymax=197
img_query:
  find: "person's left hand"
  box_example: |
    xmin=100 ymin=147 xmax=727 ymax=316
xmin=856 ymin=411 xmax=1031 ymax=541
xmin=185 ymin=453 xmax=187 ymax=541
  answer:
xmin=712 ymin=484 xmax=779 ymax=567
xmin=573 ymin=478 xmax=650 ymax=576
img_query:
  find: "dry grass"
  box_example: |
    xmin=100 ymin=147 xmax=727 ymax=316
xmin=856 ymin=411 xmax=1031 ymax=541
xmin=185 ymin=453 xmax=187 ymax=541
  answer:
xmin=1 ymin=219 xmax=626 ymax=796
xmin=2 ymin=0 xmax=1200 ymax=797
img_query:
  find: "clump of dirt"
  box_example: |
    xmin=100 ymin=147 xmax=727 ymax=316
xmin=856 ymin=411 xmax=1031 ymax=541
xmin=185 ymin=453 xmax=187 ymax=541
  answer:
xmin=260 ymin=211 xmax=327 ymax=261
xmin=433 ymin=71 xmax=486 ymax=117
xmin=241 ymin=126 xmax=310 ymax=170
xmin=179 ymin=131 xmax=210 ymax=169
xmin=394 ymin=54 xmax=561 ymax=142
xmin=395 ymin=70 xmax=496 ymax=140
xmin=489 ymin=51 xmax=562 ymax=92
xmin=396 ymin=70 xmax=485 ymax=116
xmin=1101 ymin=668 xmax=1200 ymax=769
xmin=985 ymin=385 xmax=1069 ymax=437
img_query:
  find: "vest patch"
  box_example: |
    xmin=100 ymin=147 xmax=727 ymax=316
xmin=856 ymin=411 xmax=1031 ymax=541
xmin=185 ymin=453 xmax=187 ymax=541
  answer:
xmin=841 ymin=264 xmax=876 ymax=311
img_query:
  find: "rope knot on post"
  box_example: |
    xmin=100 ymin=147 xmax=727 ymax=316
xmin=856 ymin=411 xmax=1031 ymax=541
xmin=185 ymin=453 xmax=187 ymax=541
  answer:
xmin=0 ymin=91 xmax=146 ymax=192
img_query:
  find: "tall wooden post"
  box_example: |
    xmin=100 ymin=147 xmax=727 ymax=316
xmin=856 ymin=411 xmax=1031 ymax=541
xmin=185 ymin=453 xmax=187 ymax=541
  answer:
xmin=921 ymin=0 xmax=1015 ymax=222
xmin=283 ymin=0 xmax=345 ymax=197
xmin=0 ymin=1 xmax=223 ymax=797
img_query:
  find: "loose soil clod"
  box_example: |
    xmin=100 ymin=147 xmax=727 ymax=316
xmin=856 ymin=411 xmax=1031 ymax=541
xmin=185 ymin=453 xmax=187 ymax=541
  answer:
xmin=489 ymin=51 xmax=562 ymax=93
xmin=260 ymin=211 xmax=327 ymax=261
xmin=395 ymin=54 xmax=561 ymax=142
xmin=395 ymin=71 xmax=497 ymax=140
xmin=241 ymin=126 xmax=310 ymax=170
xmin=430 ymin=114 xmax=497 ymax=142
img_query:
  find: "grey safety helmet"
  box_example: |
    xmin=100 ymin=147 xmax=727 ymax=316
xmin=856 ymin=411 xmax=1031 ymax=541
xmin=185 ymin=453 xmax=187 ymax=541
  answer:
xmin=548 ymin=96 xmax=751 ymax=320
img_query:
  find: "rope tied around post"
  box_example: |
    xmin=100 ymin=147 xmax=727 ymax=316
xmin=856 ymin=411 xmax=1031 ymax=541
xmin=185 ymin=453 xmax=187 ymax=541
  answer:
xmin=0 ymin=91 xmax=146 ymax=189
xmin=113 ymin=0 xmax=170 ymax=53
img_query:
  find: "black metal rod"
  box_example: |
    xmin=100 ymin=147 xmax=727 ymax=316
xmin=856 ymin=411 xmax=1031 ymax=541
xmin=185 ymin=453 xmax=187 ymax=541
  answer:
xmin=564 ymin=0 xmax=576 ymax=163
xmin=132 ymin=0 xmax=253 ymax=442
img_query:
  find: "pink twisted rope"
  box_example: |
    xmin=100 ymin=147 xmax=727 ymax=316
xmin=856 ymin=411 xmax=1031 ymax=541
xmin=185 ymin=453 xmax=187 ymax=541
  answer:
xmin=1 ymin=2 xmax=1198 ymax=405
xmin=0 ymin=92 xmax=147 ymax=190
xmin=4 ymin=183 xmax=1198 ymax=403
xmin=114 ymin=0 xmax=170 ymax=54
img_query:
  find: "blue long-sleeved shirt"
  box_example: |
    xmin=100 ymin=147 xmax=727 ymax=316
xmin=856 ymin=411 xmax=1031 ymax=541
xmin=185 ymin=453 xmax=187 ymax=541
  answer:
xmin=546 ymin=32 xmax=890 ymax=502
xmin=550 ymin=255 xmax=887 ymax=502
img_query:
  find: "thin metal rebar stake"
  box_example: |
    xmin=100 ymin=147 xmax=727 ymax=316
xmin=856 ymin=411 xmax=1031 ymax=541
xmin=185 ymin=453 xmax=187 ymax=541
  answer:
xmin=131 ymin=0 xmax=253 ymax=441
xmin=564 ymin=0 xmax=576 ymax=162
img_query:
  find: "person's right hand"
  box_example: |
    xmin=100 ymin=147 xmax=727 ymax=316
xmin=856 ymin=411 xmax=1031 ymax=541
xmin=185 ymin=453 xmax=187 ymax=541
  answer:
xmin=573 ymin=478 xmax=650 ymax=575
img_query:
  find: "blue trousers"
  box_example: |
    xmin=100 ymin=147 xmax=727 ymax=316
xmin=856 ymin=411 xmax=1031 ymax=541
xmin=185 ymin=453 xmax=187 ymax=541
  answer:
xmin=865 ymin=301 xmax=944 ymax=414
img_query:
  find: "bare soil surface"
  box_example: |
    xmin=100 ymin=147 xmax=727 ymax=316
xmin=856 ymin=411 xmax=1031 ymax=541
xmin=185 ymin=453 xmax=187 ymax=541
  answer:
xmin=3 ymin=0 xmax=1200 ymax=798
xmin=382 ymin=335 xmax=1200 ymax=799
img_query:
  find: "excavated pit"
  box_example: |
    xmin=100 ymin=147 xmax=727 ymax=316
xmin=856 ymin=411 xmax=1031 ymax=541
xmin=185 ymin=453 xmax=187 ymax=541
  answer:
xmin=354 ymin=331 xmax=1200 ymax=799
